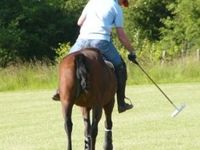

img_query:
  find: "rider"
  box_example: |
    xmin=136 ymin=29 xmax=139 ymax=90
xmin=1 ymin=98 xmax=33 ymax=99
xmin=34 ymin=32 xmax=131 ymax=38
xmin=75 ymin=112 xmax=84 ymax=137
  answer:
xmin=53 ymin=0 xmax=137 ymax=113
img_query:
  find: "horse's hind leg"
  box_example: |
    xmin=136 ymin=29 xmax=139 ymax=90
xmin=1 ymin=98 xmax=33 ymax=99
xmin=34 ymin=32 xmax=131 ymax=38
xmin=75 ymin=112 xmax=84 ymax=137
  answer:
xmin=81 ymin=107 xmax=91 ymax=150
xmin=91 ymin=106 xmax=102 ymax=150
xmin=61 ymin=101 xmax=73 ymax=150
xmin=103 ymin=99 xmax=114 ymax=150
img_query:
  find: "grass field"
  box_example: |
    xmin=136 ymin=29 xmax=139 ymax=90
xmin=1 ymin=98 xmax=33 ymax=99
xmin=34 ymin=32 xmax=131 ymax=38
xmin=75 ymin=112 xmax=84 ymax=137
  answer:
xmin=0 ymin=58 xmax=200 ymax=91
xmin=0 ymin=83 xmax=200 ymax=150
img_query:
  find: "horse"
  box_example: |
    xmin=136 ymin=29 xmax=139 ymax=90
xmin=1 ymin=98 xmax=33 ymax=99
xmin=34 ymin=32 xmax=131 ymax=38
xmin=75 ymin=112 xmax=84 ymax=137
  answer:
xmin=58 ymin=48 xmax=117 ymax=150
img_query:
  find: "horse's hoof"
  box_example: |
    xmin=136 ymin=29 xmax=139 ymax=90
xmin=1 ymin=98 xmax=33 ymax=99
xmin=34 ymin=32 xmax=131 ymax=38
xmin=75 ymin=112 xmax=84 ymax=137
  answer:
xmin=104 ymin=144 xmax=113 ymax=150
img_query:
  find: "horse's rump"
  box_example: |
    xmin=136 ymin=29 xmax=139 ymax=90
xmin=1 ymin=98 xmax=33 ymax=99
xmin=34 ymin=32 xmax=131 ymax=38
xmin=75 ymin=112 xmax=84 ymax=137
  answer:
xmin=59 ymin=48 xmax=117 ymax=107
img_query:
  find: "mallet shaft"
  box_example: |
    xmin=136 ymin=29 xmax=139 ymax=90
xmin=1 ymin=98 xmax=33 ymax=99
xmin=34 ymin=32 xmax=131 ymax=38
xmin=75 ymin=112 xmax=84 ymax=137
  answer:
xmin=135 ymin=61 xmax=179 ymax=110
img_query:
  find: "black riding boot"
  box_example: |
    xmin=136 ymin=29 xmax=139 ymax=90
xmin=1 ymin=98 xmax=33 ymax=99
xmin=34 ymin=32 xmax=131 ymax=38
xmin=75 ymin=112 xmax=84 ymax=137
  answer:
xmin=115 ymin=61 xmax=133 ymax=113
xmin=52 ymin=89 xmax=60 ymax=101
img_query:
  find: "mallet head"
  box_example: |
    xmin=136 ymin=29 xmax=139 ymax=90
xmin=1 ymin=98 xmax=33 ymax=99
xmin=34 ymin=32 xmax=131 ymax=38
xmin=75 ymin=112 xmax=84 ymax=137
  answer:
xmin=171 ymin=104 xmax=186 ymax=117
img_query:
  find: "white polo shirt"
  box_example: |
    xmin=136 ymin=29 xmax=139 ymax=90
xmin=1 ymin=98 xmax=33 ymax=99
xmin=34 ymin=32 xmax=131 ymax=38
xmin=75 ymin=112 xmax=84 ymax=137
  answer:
xmin=78 ymin=0 xmax=124 ymax=41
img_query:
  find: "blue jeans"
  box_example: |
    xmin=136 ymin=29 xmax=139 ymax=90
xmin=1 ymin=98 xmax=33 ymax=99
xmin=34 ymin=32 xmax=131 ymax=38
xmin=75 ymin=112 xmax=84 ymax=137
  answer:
xmin=70 ymin=39 xmax=122 ymax=67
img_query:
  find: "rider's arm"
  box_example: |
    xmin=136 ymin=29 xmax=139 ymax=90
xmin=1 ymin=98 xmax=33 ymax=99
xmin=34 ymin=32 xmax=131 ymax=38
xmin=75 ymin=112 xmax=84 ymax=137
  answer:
xmin=116 ymin=27 xmax=135 ymax=53
xmin=77 ymin=14 xmax=86 ymax=26
xmin=77 ymin=1 xmax=91 ymax=26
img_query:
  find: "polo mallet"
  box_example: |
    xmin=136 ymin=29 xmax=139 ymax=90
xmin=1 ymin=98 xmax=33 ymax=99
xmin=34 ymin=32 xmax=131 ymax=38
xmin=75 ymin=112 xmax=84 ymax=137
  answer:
xmin=133 ymin=60 xmax=186 ymax=117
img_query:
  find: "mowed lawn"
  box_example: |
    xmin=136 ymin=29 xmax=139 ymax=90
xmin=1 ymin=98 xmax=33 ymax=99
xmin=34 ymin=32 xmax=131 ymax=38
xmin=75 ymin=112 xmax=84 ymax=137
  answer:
xmin=0 ymin=83 xmax=200 ymax=150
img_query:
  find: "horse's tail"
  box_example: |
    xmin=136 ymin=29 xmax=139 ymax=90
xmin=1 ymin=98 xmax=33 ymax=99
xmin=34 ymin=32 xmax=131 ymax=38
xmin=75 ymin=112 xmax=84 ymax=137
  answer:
xmin=75 ymin=54 xmax=89 ymax=97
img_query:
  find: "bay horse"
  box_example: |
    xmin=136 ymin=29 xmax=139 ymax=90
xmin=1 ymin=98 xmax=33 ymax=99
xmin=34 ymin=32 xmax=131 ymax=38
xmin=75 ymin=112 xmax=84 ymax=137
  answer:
xmin=58 ymin=48 xmax=117 ymax=150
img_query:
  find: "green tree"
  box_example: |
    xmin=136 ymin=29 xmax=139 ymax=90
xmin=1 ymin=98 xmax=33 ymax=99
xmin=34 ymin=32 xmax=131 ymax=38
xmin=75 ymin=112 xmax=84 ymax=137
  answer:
xmin=0 ymin=0 xmax=87 ymax=67
xmin=161 ymin=0 xmax=200 ymax=55
xmin=0 ymin=0 xmax=24 ymax=67
xmin=124 ymin=0 xmax=172 ymax=43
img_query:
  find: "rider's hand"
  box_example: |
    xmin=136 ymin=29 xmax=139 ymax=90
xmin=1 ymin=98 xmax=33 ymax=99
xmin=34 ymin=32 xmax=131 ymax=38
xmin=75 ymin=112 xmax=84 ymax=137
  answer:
xmin=128 ymin=51 xmax=137 ymax=64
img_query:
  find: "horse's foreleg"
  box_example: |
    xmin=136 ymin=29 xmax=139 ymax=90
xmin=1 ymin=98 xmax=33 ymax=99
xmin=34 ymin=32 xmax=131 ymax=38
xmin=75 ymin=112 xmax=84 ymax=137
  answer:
xmin=62 ymin=101 xmax=73 ymax=150
xmin=103 ymin=99 xmax=114 ymax=150
xmin=91 ymin=106 xmax=102 ymax=150
xmin=81 ymin=107 xmax=91 ymax=150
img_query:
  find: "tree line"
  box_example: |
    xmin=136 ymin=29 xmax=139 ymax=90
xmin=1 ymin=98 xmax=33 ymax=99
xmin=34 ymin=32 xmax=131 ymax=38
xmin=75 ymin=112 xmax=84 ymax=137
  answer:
xmin=1 ymin=0 xmax=200 ymax=67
